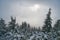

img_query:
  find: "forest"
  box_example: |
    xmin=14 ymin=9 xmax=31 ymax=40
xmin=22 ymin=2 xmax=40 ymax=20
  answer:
xmin=0 ymin=8 xmax=60 ymax=40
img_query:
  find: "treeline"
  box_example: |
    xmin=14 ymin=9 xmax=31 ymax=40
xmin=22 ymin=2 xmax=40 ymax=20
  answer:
xmin=0 ymin=8 xmax=60 ymax=37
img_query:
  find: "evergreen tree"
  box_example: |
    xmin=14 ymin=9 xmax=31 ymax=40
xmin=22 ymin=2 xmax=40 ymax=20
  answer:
xmin=8 ymin=16 xmax=16 ymax=32
xmin=0 ymin=18 xmax=6 ymax=36
xmin=37 ymin=27 xmax=41 ymax=32
xmin=21 ymin=22 xmax=28 ymax=29
xmin=42 ymin=8 xmax=52 ymax=32
xmin=53 ymin=20 xmax=60 ymax=31
xmin=53 ymin=20 xmax=60 ymax=36
xmin=28 ymin=24 xmax=30 ymax=28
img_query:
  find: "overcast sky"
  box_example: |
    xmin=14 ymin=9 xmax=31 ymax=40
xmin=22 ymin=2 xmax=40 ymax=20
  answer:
xmin=0 ymin=0 xmax=60 ymax=27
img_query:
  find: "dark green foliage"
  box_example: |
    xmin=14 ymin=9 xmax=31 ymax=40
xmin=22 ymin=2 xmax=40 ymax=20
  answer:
xmin=53 ymin=20 xmax=60 ymax=31
xmin=53 ymin=20 xmax=60 ymax=37
xmin=0 ymin=18 xmax=6 ymax=36
xmin=21 ymin=22 xmax=27 ymax=28
xmin=28 ymin=24 xmax=30 ymax=28
xmin=8 ymin=16 xmax=16 ymax=31
xmin=42 ymin=8 xmax=52 ymax=32
xmin=0 ymin=18 xmax=6 ymax=29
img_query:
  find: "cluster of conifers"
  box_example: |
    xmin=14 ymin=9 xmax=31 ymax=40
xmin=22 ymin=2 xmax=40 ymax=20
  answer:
xmin=0 ymin=8 xmax=60 ymax=37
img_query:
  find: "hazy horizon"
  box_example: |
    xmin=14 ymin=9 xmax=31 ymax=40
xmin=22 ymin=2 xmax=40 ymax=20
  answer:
xmin=0 ymin=0 xmax=60 ymax=27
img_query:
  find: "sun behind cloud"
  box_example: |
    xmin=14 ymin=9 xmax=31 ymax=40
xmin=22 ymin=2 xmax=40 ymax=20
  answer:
xmin=29 ymin=4 xmax=40 ymax=11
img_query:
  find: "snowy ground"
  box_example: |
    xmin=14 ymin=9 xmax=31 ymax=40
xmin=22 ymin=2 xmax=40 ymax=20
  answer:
xmin=0 ymin=31 xmax=58 ymax=40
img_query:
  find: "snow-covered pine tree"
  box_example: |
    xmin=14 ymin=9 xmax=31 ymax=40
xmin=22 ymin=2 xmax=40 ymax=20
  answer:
xmin=8 ymin=16 xmax=16 ymax=32
xmin=0 ymin=18 xmax=6 ymax=36
xmin=42 ymin=8 xmax=52 ymax=33
xmin=53 ymin=20 xmax=60 ymax=37
xmin=53 ymin=20 xmax=60 ymax=31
